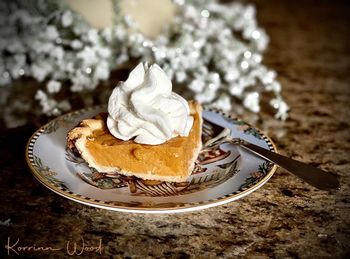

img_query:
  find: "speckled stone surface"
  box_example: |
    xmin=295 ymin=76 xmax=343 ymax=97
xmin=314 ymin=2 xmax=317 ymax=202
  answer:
xmin=0 ymin=1 xmax=349 ymax=258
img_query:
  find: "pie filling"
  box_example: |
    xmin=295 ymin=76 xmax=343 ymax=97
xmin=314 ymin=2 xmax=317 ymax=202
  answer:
xmin=78 ymin=102 xmax=202 ymax=179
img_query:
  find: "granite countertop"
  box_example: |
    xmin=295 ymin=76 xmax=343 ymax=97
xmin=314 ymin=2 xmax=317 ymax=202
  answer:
xmin=0 ymin=1 xmax=349 ymax=258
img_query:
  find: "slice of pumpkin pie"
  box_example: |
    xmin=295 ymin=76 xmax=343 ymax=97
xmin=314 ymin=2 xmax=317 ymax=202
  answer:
xmin=67 ymin=101 xmax=202 ymax=182
xmin=67 ymin=63 xmax=202 ymax=182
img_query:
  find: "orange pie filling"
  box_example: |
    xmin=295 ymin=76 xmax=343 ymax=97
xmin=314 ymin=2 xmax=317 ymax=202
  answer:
xmin=82 ymin=102 xmax=202 ymax=178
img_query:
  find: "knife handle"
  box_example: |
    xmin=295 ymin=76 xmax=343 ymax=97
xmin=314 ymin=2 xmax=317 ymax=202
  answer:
xmin=236 ymin=140 xmax=340 ymax=191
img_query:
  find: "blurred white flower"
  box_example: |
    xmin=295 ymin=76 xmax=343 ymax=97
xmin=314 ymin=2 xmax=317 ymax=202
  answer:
xmin=211 ymin=94 xmax=232 ymax=111
xmin=114 ymin=25 xmax=126 ymax=40
xmin=175 ymin=71 xmax=186 ymax=82
xmin=87 ymin=29 xmax=99 ymax=44
xmin=195 ymin=87 xmax=216 ymax=103
xmin=71 ymin=70 xmax=92 ymax=90
xmin=266 ymin=81 xmax=281 ymax=92
xmin=93 ymin=61 xmax=109 ymax=80
xmin=35 ymin=89 xmax=59 ymax=116
xmin=65 ymin=62 xmax=75 ymax=73
xmin=35 ymin=89 xmax=46 ymax=100
xmin=62 ymin=10 xmax=73 ymax=27
xmin=57 ymin=99 xmax=71 ymax=111
xmin=95 ymin=46 xmax=111 ymax=58
xmin=0 ymin=0 xmax=288 ymax=121
xmin=224 ymin=68 xmax=240 ymax=82
xmin=77 ymin=47 xmax=98 ymax=66
xmin=229 ymin=84 xmax=244 ymax=97
xmin=0 ymin=72 xmax=11 ymax=85
xmin=243 ymin=92 xmax=260 ymax=113
xmin=47 ymin=80 xmax=61 ymax=93
xmin=189 ymin=78 xmax=205 ymax=93
xmin=270 ymin=98 xmax=289 ymax=120
xmin=277 ymin=101 xmax=289 ymax=120
xmin=31 ymin=64 xmax=48 ymax=82
xmin=101 ymin=28 xmax=113 ymax=43
xmin=6 ymin=40 xmax=25 ymax=53
xmin=50 ymin=46 xmax=64 ymax=59
xmin=70 ymin=40 xmax=83 ymax=49
xmin=261 ymin=70 xmax=277 ymax=85
xmin=45 ymin=26 xmax=59 ymax=40
xmin=31 ymin=41 xmax=54 ymax=53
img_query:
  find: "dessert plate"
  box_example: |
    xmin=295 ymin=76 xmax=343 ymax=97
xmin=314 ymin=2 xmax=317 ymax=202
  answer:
xmin=26 ymin=106 xmax=277 ymax=213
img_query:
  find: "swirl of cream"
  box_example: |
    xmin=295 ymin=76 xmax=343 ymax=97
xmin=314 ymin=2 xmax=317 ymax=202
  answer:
xmin=107 ymin=63 xmax=194 ymax=145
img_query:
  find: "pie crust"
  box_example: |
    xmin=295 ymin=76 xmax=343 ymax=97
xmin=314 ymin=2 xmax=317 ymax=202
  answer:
xmin=67 ymin=101 xmax=202 ymax=182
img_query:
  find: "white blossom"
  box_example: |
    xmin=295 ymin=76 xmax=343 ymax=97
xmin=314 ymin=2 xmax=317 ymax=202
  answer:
xmin=61 ymin=10 xmax=73 ymax=27
xmin=71 ymin=70 xmax=93 ymax=90
xmin=70 ymin=40 xmax=83 ymax=49
xmin=35 ymin=89 xmax=59 ymax=116
xmin=229 ymin=84 xmax=244 ymax=97
xmin=189 ymin=78 xmax=205 ymax=93
xmin=211 ymin=94 xmax=232 ymax=111
xmin=45 ymin=26 xmax=59 ymax=40
xmin=87 ymin=29 xmax=99 ymax=44
xmin=114 ymin=25 xmax=126 ymax=40
xmin=65 ymin=62 xmax=75 ymax=73
xmin=175 ymin=71 xmax=187 ymax=82
xmin=195 ymin=87 xmax=216 ymax=103
xmin=224 ymin=69 xmax=240 ymax=82
xmin=50 ymin=46 xmax=64 ymax=59
xmin=266 ymin=81 xmax=281 ymax=92
xmin=6 ymin=40 xmax=25 ymax=53
xmin=31 ymin=64 xmax=48 ymax=82
xmin=57 ymin=100 xmax=71 ymax=111
xmin=93 ymin=61 xmax=109 ymax=80
xmin=243 ymin=92 xmax=260 ymax=113
xmin=0 ymin=0 xmax=288 ymax=121
xmin=0 ymin=72 xmax=10 ymax=85
xmin=47 ymin=80 xmax=61 ymax=93
xmin=95 ymin=46 xmax=111 ymax=58
xmin=102 ymin=28 xmax=113 ymax=43
xmin=77 ymin=47 xmax=98 ymax=66
xmin=270 ymin=98 xmax=289 ymax=120
xmin=261 ymin=70 xmax=276 ymax=85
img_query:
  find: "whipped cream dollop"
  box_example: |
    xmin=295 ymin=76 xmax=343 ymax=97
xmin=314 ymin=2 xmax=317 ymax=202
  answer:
xmin=107 ymin=63 xmax=194 ymax=145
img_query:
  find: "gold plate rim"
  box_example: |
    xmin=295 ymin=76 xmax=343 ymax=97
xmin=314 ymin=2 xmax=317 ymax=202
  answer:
xmin=25 ymin=106 xmax=278 ymax=212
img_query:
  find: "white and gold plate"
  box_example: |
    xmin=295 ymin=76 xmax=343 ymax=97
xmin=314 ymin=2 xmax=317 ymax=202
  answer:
xmin=26 ymin=106 xmax=277 ymax=213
